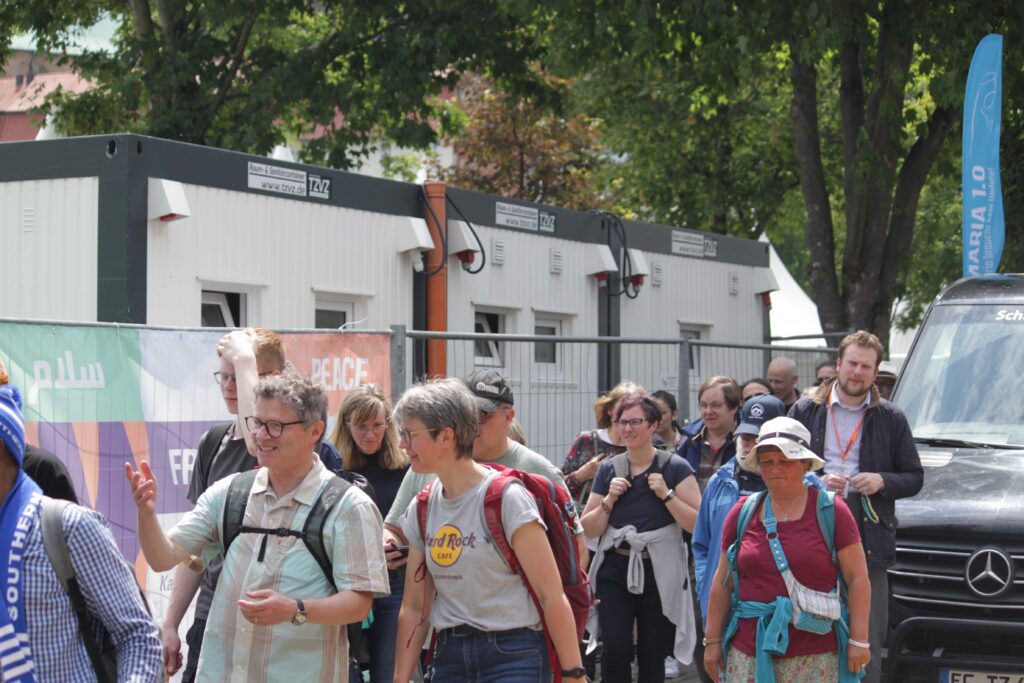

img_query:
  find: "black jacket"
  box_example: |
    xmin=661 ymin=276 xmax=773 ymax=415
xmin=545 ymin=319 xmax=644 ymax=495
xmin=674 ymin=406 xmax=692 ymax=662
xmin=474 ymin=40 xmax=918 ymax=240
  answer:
xmin=789 ymin=378 xmax=923 ymax=567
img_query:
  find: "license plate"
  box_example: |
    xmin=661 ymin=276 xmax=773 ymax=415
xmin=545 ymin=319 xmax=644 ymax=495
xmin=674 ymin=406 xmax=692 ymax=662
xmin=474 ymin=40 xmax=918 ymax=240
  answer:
xmin=939 ymin=669 xmax=1024 ymax=683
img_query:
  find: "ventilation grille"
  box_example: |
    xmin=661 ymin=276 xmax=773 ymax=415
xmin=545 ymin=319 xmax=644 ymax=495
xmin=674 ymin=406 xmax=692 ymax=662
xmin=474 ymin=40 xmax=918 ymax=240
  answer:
xmin=652 ymin=262 xmax=664 ymax=286
xmin=492 ymin=238 xmax=506 ymax=265
xmin=22 ymin=207 xmax=35 ymax=232
xmin=728 ymin=272 xmax=740 ymax=295
xmin=550 ymin=248 xmax=564 ymax=274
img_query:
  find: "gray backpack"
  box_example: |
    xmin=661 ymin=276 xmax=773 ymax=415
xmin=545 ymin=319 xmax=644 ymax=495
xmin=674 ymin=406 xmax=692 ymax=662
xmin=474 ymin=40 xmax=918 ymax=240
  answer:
xmin=40 ymin=498 xmax=151 ymax=683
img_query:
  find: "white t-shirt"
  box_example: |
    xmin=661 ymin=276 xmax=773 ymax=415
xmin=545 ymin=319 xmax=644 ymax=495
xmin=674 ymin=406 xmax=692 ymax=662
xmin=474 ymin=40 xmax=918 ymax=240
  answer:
xmin=399 ymin=469 xmax=544 ymax=631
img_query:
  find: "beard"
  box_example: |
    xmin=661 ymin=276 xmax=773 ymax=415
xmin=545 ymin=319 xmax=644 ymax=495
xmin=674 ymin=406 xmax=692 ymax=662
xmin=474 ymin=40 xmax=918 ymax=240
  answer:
xmin=838 ymin=376 xmax=871 ymax=400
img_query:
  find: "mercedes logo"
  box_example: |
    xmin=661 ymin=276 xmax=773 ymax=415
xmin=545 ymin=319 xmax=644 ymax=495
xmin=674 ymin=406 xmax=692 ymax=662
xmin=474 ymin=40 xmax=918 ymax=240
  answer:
xmin=964 ymin=547 xmax=1014 ymax=598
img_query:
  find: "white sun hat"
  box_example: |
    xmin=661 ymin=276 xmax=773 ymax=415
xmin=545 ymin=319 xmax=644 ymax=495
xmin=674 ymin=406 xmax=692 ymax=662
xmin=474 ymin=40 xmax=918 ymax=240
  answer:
xmin=744 ymin=416 xmax=825 ymax=474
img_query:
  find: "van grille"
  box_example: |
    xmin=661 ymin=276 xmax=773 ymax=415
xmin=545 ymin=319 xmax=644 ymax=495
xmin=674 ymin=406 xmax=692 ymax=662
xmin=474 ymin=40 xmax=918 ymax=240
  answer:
xmin=889 ymin=532 xmax=1024 ymax=618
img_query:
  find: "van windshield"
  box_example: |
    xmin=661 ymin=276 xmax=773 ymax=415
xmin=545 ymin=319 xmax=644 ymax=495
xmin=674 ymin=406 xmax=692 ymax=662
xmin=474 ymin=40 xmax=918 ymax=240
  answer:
xmin=894 ymin=303 xmax=1024 ymax=447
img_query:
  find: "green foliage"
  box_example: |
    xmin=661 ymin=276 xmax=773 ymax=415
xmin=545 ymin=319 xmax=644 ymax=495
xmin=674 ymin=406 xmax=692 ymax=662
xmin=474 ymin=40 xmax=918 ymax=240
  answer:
xmin=22 ymin=1 xmax=544 ymax=167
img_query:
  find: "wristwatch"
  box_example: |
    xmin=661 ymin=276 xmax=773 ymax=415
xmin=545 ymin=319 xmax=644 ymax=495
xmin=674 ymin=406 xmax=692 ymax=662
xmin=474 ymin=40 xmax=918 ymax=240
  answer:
xmin=561 ymin=667 xmax=587 ymax=679
xmin=291 ymin=599 xmax=307 ymax=625
xmin=662 ymin=489 xmax=677 ymax=503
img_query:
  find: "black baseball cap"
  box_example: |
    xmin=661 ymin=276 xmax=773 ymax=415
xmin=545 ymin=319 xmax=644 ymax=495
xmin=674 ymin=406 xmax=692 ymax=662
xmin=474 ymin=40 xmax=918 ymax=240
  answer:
xmin=462 ymin=369 xmax=514 ymax=412
xmin=735 ymin=394 xmax=786 ymax=437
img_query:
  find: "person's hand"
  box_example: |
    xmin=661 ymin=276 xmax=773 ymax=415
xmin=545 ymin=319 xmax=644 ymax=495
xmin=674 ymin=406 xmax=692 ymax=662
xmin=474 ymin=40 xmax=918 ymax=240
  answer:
xmin=237 ymin=589 xmax=298 ymax=626
xmin=647 ymin=472 xmax=669 ymax=499
xmin=822 ymin=472 xmax=848 ymax=494
xmin=125 ymin=461 xmax=159 ymax=516
xmin=160 ymin=623 xmax=183 ymax=675
xmin=847 ymin=640 xmax=870 ymax=676
xmin=575 ymin=454 xmax=605 ymax=483
xmin=850 ymin=472 xmax=885 ymax=496
xmin=216 ymin=328 xmax=258 ymax=364
xmin=605 ymin=476 xmax=631 ymax=503
xmin=384 ymin=528 xmax=409 ymax=570
xmin=703 ymin=642 xmax=724 ymax=682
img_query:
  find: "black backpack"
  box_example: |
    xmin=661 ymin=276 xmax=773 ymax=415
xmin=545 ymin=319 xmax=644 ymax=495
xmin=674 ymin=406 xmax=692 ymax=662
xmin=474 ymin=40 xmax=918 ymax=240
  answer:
xmin=221 ymin=468 xmax=377 ymax=664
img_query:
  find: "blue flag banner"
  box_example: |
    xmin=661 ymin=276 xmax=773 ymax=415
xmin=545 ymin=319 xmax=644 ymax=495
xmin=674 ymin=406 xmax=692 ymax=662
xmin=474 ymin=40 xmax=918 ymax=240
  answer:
xmin=962 ymin=34 xmax=1004 ymax=277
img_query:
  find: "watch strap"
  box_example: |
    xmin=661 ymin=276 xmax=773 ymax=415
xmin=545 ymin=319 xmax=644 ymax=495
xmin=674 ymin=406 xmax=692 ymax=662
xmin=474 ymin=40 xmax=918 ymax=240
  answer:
xmin=560 ymin=666 xmax=587 ymax=678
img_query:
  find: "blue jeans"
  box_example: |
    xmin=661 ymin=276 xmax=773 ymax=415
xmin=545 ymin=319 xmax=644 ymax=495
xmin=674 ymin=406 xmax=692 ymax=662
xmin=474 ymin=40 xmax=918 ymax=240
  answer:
xmin=350 ymin=572 xmax=404 ymax=683
xmin=430 ymin=627 xmax=550 ymax=683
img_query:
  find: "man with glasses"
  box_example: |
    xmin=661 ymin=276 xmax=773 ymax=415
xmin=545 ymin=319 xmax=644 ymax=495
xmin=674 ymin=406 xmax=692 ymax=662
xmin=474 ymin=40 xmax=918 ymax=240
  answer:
xmin=383 ymin=369 xmax=582 ymax=565
xmin=128 ymin=371 xmax=387 ymax=682
xmin=161 ymin=328 xmax=341 ymax=682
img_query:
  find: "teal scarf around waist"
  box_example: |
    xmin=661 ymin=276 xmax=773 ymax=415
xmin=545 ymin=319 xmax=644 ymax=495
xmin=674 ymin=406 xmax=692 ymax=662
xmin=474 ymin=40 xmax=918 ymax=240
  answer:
xmin=721 ymin=595 xmax=862 ymax=683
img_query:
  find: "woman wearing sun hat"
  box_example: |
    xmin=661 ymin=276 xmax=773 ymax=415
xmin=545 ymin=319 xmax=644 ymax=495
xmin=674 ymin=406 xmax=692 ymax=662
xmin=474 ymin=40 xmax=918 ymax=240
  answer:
xmin=702 ymin=417 xmax=871 ymax=682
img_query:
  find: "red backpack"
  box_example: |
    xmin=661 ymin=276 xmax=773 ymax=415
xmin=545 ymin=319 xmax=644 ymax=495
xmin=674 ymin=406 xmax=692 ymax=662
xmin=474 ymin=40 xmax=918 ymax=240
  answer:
xmin=415 ymin=462 xmax=593 ymax=681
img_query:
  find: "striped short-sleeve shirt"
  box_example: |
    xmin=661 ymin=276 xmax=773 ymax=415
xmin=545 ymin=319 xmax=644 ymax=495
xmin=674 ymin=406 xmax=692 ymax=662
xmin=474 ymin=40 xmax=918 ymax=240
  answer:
xmin=169 ymin=459 xmax=389 ymax=683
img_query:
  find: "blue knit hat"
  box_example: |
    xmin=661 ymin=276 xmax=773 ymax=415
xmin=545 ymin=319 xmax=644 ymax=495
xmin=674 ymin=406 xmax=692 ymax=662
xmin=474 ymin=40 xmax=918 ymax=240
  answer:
xmin=0 ymin=385 xmax=25 ymax=466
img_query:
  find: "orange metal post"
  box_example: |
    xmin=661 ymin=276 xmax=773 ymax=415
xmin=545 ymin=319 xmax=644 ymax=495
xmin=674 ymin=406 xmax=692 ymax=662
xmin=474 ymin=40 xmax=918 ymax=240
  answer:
xmin=422 ymin=180 xmax=448 ymax=377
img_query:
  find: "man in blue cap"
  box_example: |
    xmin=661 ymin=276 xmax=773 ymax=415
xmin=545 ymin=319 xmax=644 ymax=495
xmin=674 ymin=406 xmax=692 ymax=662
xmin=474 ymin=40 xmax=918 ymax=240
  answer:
xmin=0 ymin=384 xmax=161 ymax=682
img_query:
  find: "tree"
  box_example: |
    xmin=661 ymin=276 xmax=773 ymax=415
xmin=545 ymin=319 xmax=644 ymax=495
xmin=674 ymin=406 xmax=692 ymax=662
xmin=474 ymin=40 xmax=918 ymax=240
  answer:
xmin=571 ymin=47 xmax=800 ymax=237
xmin=21 ymin=1 xmax=545 ymax=168
xmin=543 ymin=0 xmax=1024 ymax=346
xmin=432 ymin=71 xmax=607 ymax=210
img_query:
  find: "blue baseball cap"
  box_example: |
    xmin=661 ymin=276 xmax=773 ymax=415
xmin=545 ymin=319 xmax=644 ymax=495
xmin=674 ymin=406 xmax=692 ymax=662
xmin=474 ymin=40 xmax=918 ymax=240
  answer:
xmin=735 ymin=394 xmax=786 ymax=437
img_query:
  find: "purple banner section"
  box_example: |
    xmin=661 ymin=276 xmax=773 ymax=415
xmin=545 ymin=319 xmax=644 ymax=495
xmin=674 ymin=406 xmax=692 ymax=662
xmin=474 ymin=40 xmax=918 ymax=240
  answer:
xmin=145 ymin=421 xmax=224 ymax=513
xmin=32 ymin=420 xmax=227 ymax=562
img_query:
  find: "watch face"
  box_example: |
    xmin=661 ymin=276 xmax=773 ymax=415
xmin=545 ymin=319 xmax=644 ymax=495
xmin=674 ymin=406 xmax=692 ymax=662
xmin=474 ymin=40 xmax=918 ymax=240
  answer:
xmin=291 ymin=612 xmax=307 ymax=625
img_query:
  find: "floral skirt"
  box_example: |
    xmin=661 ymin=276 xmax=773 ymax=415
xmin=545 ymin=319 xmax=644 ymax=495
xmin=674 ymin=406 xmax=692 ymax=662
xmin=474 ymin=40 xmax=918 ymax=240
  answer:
xmin=725 ymin=648 xmax=838 ymax=682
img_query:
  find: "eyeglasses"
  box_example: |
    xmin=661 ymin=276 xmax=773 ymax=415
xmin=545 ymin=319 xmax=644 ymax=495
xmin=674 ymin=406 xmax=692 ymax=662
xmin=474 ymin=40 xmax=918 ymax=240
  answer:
xmin=214 ymin=371 xmax=272 ymax=386
xmin=700 ymin=401 xmax=727 ymax=411
xmin=245 ymin=416 xmax=305 ymax=437
xmin=478 ymin=406 xmax=510 ymax=424
xmin=349 ymin=422 xmax=388 ymax=436
xmin=615 ymin=418 xmax=650 ymax=429
xmin=399 ymin=427 xmax=438 ymax=443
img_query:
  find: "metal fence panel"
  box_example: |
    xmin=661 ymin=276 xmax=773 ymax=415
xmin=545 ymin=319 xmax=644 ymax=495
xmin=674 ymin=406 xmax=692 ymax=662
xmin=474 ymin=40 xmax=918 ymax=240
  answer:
xmin=403 ymin=329 xmax=835 ymax=466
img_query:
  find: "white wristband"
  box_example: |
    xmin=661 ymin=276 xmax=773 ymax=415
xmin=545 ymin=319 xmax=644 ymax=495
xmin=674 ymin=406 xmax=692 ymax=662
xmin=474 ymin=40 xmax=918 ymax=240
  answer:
xmin=848 ymin=638 xmax=870 ymax=649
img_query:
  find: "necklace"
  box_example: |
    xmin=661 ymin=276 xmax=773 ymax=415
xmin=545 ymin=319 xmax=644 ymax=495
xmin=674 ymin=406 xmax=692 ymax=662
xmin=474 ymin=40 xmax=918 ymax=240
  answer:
xmin=773 ymin=493 xmax=806 ymax=522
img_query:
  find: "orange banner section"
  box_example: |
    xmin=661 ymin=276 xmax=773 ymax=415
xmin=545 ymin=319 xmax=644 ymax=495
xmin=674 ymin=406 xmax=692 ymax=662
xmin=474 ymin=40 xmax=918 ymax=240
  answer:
xmin=280 ymin=333 xmax=391 ymax=415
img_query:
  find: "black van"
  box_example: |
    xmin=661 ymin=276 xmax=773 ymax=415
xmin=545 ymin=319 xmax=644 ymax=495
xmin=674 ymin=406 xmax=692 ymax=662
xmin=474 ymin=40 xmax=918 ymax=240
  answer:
xmin=886 ymin=274 xmax=1024 ymax=682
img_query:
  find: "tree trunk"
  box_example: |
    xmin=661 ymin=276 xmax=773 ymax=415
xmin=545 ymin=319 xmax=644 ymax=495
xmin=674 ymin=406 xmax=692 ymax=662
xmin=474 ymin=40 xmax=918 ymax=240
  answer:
xmin=788 ymin=42 xmax=845 ymax=333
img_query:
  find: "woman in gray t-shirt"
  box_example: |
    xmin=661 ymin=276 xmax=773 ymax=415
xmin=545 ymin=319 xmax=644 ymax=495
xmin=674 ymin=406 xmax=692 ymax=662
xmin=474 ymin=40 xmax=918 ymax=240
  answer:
xmin=392 ymin=379 xmax=586 ymax=683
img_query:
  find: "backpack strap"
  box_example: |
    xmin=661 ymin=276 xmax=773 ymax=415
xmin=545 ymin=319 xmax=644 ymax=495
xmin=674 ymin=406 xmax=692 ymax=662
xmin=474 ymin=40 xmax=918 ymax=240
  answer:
xmin=481 ymin=473 xmax=520 ymax=573
xmin=223 ymin=469 xmax=352 ymax=589
xmin=40 ymin=498 xmax=118 ymax=683
xmin=815 ymin=489 xmax=838 ymax=564
xmin=222 ymin=469 xmax=260 ymax=555
xmin=413 ymin=480 xmax=439 ymax=670
xmin=610 ymin=452 xmax=629 ymax=480
xmin=299 ymin=476 xmax=351 ymax=592
xmin=611 ymin=449 xmax=672 ymax=481
xmin=197 ymin=422 xmax=233 ymax=489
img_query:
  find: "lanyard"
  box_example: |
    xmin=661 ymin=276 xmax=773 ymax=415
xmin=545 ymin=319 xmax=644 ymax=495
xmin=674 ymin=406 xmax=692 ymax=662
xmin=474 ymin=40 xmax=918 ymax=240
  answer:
xmin=829 ymin=402 xmax=866 ymax=463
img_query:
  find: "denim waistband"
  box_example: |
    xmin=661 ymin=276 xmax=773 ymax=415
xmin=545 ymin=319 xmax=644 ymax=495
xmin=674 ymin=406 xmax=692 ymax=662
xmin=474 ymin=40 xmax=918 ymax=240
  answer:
xmin=439 ymin=625 xmax=536 ymax=639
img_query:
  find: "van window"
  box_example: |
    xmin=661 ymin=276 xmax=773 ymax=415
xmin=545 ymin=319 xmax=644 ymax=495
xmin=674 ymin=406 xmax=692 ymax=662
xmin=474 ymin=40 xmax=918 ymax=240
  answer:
xmin=895 ymin=304 xmax=1024 ymax=446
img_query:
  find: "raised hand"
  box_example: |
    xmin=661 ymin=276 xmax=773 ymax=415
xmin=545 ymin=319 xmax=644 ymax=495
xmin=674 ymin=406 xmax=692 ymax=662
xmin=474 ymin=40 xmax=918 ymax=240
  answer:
xmin=125 ymin=460 xmax=159 ymax=515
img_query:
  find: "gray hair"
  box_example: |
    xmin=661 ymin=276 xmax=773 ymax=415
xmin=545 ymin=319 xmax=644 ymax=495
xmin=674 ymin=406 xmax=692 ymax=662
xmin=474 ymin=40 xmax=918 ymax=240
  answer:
xmin=255 ymin=370 xmax=328 ymax=444
xmin=393 ymin=378 xmax=478 ymax=458
xmin=769 ymin=356 xmax=798 ymax=378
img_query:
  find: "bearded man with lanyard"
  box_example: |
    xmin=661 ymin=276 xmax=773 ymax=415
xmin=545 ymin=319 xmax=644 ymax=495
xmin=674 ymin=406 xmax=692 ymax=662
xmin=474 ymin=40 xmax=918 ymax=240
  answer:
xmin=789 ymin=331 xmax=923 ymax=683
xmin=0 ymin=384 xmax=161 ymax=682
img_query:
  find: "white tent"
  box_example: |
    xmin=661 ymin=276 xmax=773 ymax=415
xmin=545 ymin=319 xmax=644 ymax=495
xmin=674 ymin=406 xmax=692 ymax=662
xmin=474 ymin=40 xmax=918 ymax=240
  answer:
xmin=762 ymin=235 xmax=826 ymax=347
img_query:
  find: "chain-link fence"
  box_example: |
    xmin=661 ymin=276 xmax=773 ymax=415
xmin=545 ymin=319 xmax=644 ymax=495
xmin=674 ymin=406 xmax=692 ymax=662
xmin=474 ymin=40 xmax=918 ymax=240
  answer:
xmin=395 ymin=327 xmax=836 ymax=465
